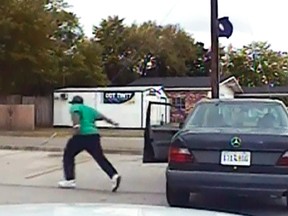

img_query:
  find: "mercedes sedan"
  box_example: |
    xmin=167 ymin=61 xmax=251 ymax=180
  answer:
xmin=143 ymin=98 xmax=288 ymax=208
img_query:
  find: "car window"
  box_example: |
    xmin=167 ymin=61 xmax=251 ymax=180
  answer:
xmin=185 ymin=101 xmax=288 ymax=129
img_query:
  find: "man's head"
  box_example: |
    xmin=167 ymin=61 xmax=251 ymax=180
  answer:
xmin=69 ymin=95 xmax=84 ymax=104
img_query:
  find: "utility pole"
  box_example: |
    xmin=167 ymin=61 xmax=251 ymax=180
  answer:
xmin=210 ymin=0 xmax=219 ymax=98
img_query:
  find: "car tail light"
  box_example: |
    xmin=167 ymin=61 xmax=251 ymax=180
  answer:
xmin=168 ymin=147 xmax=194 ymax=163
xmin=277 ymin=152 xmax=288 ymax=166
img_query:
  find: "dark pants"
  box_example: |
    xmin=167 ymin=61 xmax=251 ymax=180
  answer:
xmin=63 ymin=134 xmax=118 ymax=180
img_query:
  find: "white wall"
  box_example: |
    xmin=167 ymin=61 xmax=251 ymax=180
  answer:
xmin=53 ymin=92 xmax=97 ymax=126
xmin=219 ymin=85 xmax=235 ymax=98
xmin=206 ymin=85 xmax=235 ymax=99
xmin=95 ymin=92 xmax=143 ymax=128
xmin=53 ymin=86 xmax=170 ymax=128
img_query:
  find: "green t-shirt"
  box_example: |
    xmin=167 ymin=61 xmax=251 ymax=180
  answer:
xmin=70 ymin=104 xmax=100 ymax=135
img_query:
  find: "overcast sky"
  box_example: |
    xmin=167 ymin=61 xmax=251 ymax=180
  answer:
xmin=66 ymin=0 xmax=288 ymax=51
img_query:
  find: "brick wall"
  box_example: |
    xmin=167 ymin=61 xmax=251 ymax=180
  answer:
xmin=166 ymin=90 xmax=208 ymax=122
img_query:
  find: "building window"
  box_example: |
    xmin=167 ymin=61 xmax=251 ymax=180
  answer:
xmin=172 ymin=97 xmax=185 ymax=109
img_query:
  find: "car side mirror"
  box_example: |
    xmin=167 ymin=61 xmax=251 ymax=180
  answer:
xmin=179 ymin=122 xmax=184 ymax=129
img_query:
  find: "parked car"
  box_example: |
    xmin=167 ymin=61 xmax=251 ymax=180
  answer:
xmin=143 ymin=98 xmax=288 ymax=208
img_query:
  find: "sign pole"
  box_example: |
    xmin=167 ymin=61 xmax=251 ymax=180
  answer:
xmin=210 ymin=0 xmax=219 ymax=98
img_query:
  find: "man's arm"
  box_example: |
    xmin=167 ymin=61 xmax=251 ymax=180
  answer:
xmin=71 ymin=112 xmax=81 ymax=134
xmin=95 ymin=112 xmax=118 ymax=126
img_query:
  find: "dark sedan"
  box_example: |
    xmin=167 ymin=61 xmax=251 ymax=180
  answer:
xmin=142 ymin=98 xmax=288 ymax=208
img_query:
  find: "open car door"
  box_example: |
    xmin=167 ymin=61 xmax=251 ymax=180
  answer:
xmin=143 ymin=101 xmax=180 ymax=163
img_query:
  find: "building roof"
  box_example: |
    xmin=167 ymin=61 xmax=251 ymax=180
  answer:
xmin=235 ymin=86 xmax=288 ymax=97
xmin=127 ymin=75 xmax=243 ymax=93
xmin=54 ymin=86 xmax=163 ymax=92
xmin=127 ymin=76 xmax=228 ymax=88
xmin=241 ymin=86 xmax=288 ymax=94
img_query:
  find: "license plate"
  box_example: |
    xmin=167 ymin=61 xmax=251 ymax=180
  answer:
xmin=221 ymin=151 xmax=251 ymax=166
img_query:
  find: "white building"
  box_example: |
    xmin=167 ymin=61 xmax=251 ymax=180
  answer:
xmin=53 ymin=86 xmax=170 ymax=129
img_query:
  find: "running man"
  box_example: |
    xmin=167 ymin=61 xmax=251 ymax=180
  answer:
xmin=58 ymin=95 xmax=121 ymax=192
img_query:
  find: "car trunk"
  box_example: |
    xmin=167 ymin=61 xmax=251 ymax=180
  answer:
xmin=173 ymin=128 xmax=288 ymax=174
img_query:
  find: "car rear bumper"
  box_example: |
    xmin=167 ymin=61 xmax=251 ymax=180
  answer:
xmin=166 ymin=169 xmax=288 ymax=197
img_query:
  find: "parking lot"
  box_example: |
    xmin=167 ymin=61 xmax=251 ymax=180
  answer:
xmin=0 ymin=149 xmax=287 ymax=215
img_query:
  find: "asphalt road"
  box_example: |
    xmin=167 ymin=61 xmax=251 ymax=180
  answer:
xmin=0 ymin=136 xmax=143 ymax=153
xmin=0 ymin=150 xmax=287 ymax=216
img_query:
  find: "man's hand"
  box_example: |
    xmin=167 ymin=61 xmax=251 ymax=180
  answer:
xmin=72 ymin=124 xmax=80 ymax=135
xmin=112 ymin=122 xmax=119 ymax=127
xmin=98 ymin=113 xmax=119 ymax=127
xmin=107 ymin=118 xmax=119 ymax=127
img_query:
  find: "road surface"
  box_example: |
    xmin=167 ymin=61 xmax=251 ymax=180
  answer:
xmin=0 ymin=136 xmax=143 ymax=154
xmin=0 ymin=150 xmax=287 ymax=216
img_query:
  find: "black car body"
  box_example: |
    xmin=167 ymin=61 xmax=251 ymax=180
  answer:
xmin=142 ymin=99 xmax=288 ymax=208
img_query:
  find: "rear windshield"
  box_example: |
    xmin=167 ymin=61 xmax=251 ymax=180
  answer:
xmin=185 ymin=101 xmax=288 ymax=129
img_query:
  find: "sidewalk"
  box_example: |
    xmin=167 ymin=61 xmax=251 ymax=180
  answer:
xmin=0 ymin=128 xmax=144 ymax=138
xmin=0 ymin=135 xmax=143 ymax=155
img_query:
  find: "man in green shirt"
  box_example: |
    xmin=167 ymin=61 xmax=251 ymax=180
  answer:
xmin=58 ymin=95 xmax=121 ymax=192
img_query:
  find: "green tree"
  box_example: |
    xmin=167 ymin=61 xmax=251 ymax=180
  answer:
xmin=93 ymin=16 xmax=126 ymax=62
xmin=222 ymin=42 xmax=288 ymax=87
xmin=46 ymin=0 xmax=86 ymax=88
xmin=62 ymin=39 xmax=107 ymax=87
xmin=92 ymin=16 xmax=133 ymax=85
xmin=93 ymin=17 xmax=201 ymax=85
xmin=124 ymin=21 xmax=197 ymax=77
xmin=0 ymin=0 xmax=58 ymax=95
xmin=0 ymin=0 xmax=105 ymax=95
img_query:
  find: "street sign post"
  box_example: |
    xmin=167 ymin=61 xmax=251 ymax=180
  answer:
xmin=210 ymin=0 xmax=219 ymax=98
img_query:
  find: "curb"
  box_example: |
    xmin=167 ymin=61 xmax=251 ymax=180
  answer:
xmin=0 ymin=134 xmax=143 ymax=138
xmin=0 ymin=145 xmax=142 ymax=155
xmin=0 ymin=130 xmax=144 ymax=138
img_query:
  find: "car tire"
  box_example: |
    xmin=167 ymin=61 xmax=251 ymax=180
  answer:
xmin=286 ymin=194 xmax=288 ymax=209
xmin=166 ymin=181 xmax=190 ymax=207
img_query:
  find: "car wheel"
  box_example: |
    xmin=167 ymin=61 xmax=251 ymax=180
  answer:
xmin=286 ymin=194 xmax=288 ymax=209
xmin=166 ymin=181 xmax=190 ymax=207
